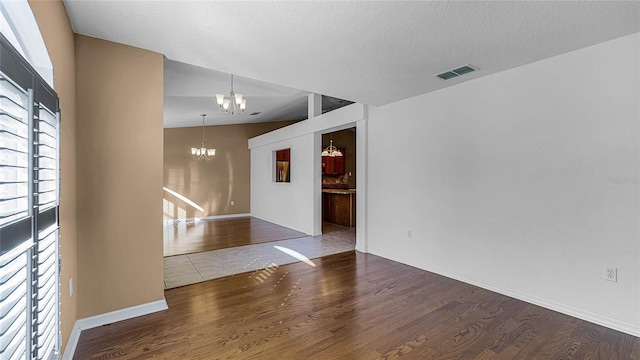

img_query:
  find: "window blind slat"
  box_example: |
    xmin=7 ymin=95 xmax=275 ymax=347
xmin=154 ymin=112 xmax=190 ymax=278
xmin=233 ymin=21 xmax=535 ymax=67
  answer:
xmin=38 ymin=260 xmax=56 ymax=288
xmin=36 ymin=257 xmax=54 ymax=278
xmin=0 ymin=78 xmax=28 ymax=110
xmin=37 ymin=325 xmax=55 ymax=360
xmin=0 ymin=283 xmax=26 ymax=319
xmin=0 ymin=322 xmax=26 ymax=356
xmin=36 ymin=294 xmax=54 ymax=327
xmin=0 ymin=97 xmax=27 ymax=121
xmin=0 ymin=252 xmax=28 ymax=358
xmin=0 ymin=212 xmax=29 ymax=226
xmin=0 ymin=299 xmax=25 ymax=336
xmin=0 ymin=267 xmax=26 ymax=301
xmin=0 ymin=252 xmax=26 ymax=284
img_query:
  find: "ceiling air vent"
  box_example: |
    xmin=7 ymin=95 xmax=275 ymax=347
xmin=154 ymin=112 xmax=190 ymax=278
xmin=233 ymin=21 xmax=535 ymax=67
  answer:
xmin=250 ymin=112 xmax=261 ymax=116
xmin=435 ymin=64 xmax=478 ymax=80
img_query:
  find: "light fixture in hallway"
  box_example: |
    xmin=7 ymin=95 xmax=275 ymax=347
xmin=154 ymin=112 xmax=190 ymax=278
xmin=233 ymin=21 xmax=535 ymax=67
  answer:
xmin=191 ymin=114 xmax=216 ymax=161
xmin=321 ymin=139 xmax=342 ymax=157
xmin=216 ymin=74 xmax=246 ymax=115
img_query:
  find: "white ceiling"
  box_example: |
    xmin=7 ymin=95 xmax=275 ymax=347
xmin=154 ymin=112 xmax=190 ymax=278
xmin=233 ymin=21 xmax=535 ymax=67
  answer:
xmin=63 ymin=1 xmax=639 ymax=128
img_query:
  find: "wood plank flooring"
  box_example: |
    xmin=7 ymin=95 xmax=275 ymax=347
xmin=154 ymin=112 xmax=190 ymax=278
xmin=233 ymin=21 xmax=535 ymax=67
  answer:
xmin=164 ymin=217 xmax=307 ymax=257
xmin=74 ymin=252 xmax=640 ymax=359
xmin=162 ymin=221 xmax=356 ymax=289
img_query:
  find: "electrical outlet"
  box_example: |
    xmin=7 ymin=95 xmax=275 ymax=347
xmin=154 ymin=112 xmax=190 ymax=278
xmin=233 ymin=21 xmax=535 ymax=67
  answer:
xmin=69 ymin=278 xmax=74 ymax=297
xmin=604 ymin=267 xmax=617 ymax=282
xmin=407 ymin=230 xmax=413 ymax=239
xmin=230 ymin=200 xmax=235 ymax=206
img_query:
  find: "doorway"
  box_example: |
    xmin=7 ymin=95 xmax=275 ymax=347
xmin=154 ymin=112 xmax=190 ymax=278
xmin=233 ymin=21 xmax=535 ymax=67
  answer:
xmin=321 ymin=128 xmax=357 ymax=232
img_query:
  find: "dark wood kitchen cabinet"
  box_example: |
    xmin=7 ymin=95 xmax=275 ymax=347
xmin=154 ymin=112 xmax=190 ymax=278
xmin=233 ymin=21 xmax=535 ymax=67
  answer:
xmin=322 ymin=148 xmax=345 ymax=175
xmin=322 ymin=189 xmax=356 ymax=227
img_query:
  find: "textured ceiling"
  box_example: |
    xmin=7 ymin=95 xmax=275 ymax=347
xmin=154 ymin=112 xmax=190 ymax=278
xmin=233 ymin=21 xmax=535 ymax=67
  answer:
xmin=63 ymin=1 xmax=639 ymax=127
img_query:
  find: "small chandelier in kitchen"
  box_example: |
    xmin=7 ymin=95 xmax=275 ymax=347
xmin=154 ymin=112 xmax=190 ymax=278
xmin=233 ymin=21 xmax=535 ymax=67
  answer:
xmin=216 ymin=74 xmax=246 ymax=115
xmin=321 ymin=139 xmax=343 ymax=157
xmin=191 ymin=114 xmax=216 ymax=161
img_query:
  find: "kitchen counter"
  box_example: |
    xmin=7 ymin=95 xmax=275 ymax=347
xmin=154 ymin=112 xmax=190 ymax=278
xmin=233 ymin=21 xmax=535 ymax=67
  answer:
xmin=322 ymin=189 xmax=356 ymax=227
xmin=322 ymin=189 xmax=356 ymax=194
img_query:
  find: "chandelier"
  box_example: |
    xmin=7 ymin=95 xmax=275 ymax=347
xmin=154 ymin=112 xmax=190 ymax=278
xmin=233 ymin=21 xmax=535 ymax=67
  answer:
xmin=216 ymin=74 xmax=246 ymax=115
xmin=321 ymin=139 xmax=343 ymax=157
xmin=191 ymin=114 xmax=216 ymax=161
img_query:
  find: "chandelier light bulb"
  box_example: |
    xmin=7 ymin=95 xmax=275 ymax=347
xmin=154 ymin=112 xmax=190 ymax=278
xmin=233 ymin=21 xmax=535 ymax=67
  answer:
xmin=216 ymin=74 xmax=246 ymax=115
xmin=191 ymin=114 xmax=216 ymax=161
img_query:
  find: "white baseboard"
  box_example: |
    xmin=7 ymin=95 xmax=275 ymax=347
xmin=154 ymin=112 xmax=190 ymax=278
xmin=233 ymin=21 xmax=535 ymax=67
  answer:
xmin=201 ymin=213 xmax=250 ymax=221
xmin=62 ymin=299 xmax=168 ymax=360
xmin=164 ymin=213 xmax=250 ymax=223
xmin=368 ymin=248 xmax=640 ymax=338
xmin=62 ymin=325 xmax=82 ymax=360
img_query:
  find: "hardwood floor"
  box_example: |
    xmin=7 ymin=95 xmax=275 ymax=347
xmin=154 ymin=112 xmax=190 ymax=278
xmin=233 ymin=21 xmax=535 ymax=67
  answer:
xmin=164 ymin=217 xmax=307 ymax=257
xmin=74 ymin=252 xmax=640 ymax=359
xmin=162 ymin=222 xmax=356 ymax=289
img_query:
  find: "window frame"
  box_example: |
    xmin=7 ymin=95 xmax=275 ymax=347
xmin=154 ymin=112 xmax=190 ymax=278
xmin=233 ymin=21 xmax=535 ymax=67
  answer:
xmin=0 ymin=32 xmax=61 ymax=360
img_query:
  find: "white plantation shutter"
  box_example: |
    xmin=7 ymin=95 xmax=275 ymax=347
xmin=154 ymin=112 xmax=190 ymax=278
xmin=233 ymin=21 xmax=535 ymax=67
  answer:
xmin=35 ymin=106 xmax=57 ymax=210
xmin=0 ymin=73 xmax=29 ymax=227
xmin=0 ymin=69 xmax=33 ymax=360
xmin=35 ymin=227 xmax=57 ymax=359
xmin=0 ymin=242 xmax=30 ymax=360
xmin=0 ymin=34 xmax=60 ymax=360
xmin=33 ymin=103 xmax=59 ymax=360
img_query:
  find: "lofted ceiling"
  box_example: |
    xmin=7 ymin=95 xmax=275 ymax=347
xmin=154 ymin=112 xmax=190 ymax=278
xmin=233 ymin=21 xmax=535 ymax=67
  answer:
xmin=163 ymin=59 xmax=311 ymax=128
xmin=63 ymin=1 xmax=639 ymax=128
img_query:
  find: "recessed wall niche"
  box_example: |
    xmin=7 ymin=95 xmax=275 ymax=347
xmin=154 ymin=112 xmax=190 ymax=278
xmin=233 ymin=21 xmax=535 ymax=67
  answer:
xmin=274 ymin=148 xmax=291 ymax=183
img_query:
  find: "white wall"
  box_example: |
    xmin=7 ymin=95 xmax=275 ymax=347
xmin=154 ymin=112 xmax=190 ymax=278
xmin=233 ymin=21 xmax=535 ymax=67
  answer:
xmin=367 ymin=33 xmax=640 ymax=335
xmin=250 ymin=104 xmax=366 ymax=236
xmin=250 ymin=133 xmax=316 ymax=234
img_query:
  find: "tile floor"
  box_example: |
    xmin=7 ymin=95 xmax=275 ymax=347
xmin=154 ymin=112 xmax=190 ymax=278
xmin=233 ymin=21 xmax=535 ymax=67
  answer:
xmin=164 ymin=226 xmax=356 ymax=289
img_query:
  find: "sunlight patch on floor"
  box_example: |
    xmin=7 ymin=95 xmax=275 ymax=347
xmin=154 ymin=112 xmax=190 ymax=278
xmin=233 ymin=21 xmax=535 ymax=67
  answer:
xmin=274 ymin=246 xmax=316 ymax=267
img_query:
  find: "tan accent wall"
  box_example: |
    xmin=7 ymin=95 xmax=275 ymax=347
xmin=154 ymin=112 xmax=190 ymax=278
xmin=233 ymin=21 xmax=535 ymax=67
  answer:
xmin=164 ymin=121 xmax=297 ymax=219
xmin=75 ymin=35 xmax=164 ymax=318
xmin=28 ymin=0 xmax=77 ymax=352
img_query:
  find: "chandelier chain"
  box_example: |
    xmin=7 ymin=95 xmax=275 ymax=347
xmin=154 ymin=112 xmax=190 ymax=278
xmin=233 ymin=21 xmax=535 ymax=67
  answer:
xmin=191 ymin=114 xmax=216 ymax=161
